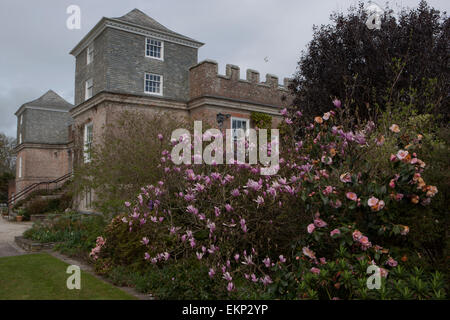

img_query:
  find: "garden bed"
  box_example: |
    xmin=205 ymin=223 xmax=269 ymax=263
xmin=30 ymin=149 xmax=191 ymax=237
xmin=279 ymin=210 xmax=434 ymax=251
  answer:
xmin=14 ymin=236 xmax=60 ymax=252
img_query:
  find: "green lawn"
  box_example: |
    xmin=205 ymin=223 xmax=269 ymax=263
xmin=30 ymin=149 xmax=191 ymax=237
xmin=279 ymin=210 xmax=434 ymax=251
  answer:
xmin=0 ymin=253 xmax=136 ymax=300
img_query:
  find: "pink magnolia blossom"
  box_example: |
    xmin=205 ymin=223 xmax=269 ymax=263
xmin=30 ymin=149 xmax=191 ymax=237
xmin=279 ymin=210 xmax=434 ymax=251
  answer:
xmin=307 ymin=223 xmax=315 ymax=234
xmin=333 ymin=99 xmax=342 ymax=108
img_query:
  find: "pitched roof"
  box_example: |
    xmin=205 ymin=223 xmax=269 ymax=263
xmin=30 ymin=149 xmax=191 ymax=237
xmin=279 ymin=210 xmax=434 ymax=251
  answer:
xmin=111 ymin=9 xmax=202 ymax=44
xmin=70 ymin=8 xmax=203 ymax=57
xmin=16 ymin=90 xmax=73 ymax=114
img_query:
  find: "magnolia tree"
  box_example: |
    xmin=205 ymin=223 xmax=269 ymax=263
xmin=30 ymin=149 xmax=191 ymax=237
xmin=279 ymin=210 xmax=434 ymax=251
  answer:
xmin=91 ymin=102 xmax=445 ymax=299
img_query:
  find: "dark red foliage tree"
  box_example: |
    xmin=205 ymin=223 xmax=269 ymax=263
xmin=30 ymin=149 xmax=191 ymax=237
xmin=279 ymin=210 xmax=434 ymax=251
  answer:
xmin=291 ymin=1 xmax=449 ymax=122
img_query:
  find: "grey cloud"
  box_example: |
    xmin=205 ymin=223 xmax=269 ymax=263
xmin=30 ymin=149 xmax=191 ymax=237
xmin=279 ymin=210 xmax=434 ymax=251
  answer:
xmin=0 ymin=0 xmax=448 ymax=138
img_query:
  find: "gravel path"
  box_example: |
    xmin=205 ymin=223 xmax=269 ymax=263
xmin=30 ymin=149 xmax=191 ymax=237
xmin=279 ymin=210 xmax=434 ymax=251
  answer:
xmin=0 ymin=217 xmax=32 ymax=257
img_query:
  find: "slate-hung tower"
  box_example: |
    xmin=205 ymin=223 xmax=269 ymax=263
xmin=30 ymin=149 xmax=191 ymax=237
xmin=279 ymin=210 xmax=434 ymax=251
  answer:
xmin=13 ymin=90 xmax=73 ymax=195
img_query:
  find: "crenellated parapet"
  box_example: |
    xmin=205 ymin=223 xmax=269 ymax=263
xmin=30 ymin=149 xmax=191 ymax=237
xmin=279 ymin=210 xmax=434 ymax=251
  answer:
xmin=189 ymin=60 xmax=293 ymax=108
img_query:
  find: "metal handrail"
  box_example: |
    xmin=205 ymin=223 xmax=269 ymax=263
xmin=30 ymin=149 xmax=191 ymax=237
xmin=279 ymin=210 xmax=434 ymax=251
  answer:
xmin=7 ymin=172 xmax=72 ymax=207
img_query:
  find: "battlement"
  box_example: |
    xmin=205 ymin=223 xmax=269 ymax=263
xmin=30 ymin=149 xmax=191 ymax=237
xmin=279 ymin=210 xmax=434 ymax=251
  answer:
xmin=189 ymin=60 xmax=293 ymax=107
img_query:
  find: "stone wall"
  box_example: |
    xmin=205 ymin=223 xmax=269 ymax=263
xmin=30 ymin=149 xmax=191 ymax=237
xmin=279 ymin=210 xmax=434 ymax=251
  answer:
xmin=74 ymin=28 xmax=198 ymax=105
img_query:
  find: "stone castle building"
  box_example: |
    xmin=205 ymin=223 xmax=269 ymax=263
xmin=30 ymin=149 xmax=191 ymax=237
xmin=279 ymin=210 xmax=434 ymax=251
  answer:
xmin=10 ymin=9 xmax=293 ymax=212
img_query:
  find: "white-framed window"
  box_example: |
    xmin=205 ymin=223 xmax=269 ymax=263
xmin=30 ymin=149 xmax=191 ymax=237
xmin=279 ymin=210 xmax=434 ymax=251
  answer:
xmin=144 ymin=73 xmax=163 ymax=96
xmin=231 ymin=117 xmax=250 ymax=141
xmin=85 ymin=78 xmax=93 ymax=101
xmin=87 ymin=43 xmax=94 ymax=65
xmin=83 ymin=122 xmax=93 ymax=163
xmin=20 ymin=114 xmax=23 ymax=126
xmin=18 ymin=157 xmax=22 ymax=178
xmin=19 ymin=133 xmax=22 ymax=144
xmin=145 ymin=38 xmax=163 ymax=60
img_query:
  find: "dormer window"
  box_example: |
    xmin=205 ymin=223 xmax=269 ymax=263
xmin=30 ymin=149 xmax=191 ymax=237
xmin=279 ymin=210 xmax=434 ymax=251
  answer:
xmin=85 ymin=78 xmax=93 ymax=100
xmin=87 ymin=43 xmax=94 ymax=65
xmin=144 ymin=73 xmax=163 ymax=96
xmin=145 ymin=38 xmax=163 ymax=60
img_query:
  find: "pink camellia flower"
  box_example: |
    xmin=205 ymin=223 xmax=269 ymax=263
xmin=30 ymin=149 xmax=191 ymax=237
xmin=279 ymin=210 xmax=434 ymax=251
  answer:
xmin=331 ymin=199 xmax=342 ymax=209
xmin=386 ymin=257 xmax=398 ymax=267
xmin=263 ymin=257 xmax=271 ymax=268
xmin=234 ymin=253 xmax=240 ymax=262
xmin=396 ymin=150 xmax=409 ymax=160
xmin=322 ymin=185 xmax=334 ymax=196
xmin=208 ymin=268 xmax=215 ymax=278
xmin=346 ymin=192 xmax=358 ymax=201
xmin=390 ymin=154 xmax=397 ymax=162
xmin=330 ymin=229 xmax=341 ymax=237
xmin=124 ymin=201 xmax=131 ymax=207
xmin=359 ymin=236 xmax=372 ymax=250
xmin=157 ymin=133 xmax=163 ymax=140
xmin=380 ymin=268 xmax=389 ymax=278
xmin=333 ymin=99 xmax=342 ymax=108
xmin=310 ymin=267 xmax=321 ymax=275
xmin=400 ymin=225 xmax=409 ymax=236
xmin=396 ymin=193 xmax=404 ymax=201
xmin=302 ymin=246 xmax=316 ymax=259
xmin=227 ymin=282 xmax=235 ymax=292
xmin=340 ymin=172 xmax=352 ymax=183
xmin=285 ymin=118 xmax=293 ymax=125
xmin=389 ymin=124 xmax=400 ymax=133
xmin=389 ymin=179 xmax=395 ymax=188
xmin=314 ymin=218 xmax=327 ymax=228
xmin=375 ymin=135 xmax=385 ymax=146
xmin=225 ymin=204 xmax=233 ymax=212
xmin=280 ymin=108 xmax=288 ymax=116
xmin=144 ymin=252 xmax=150 ymax=260
xmin=352 ymin=230 xmax=363 ymax=241
xmin=196 ymin=252 xmax=203 ymax=260
xmin=214 ymin=206 xmax=221 ymax=217
xmin=279 ymin=255 xmax=286 ymax=263
xmin=307 ymin=223 xmax=315 ymax=234
xmin=367 ymin=196 xmax=379 ymax=207
xmin=323 ymin=112 xmax=331 ymax=121
xmin=319 ymin=257 xmax=327 ymax=265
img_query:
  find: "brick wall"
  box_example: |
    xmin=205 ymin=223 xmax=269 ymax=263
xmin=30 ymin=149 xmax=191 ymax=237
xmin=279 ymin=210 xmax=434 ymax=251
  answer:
xmin=15 ymin=146 xmax=71 ymax=195
xmin=189 ymin=60 xmax=293 ymax=107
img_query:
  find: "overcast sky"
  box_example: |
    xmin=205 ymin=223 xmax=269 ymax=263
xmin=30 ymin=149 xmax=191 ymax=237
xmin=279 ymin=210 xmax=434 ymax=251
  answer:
xmin=0 ymin=0 xmax=448 ymax=138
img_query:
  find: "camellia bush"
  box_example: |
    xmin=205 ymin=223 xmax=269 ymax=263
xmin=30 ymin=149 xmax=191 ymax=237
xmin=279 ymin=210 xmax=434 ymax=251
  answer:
xmin=90 ymin=102 xmax=446 ymax=299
